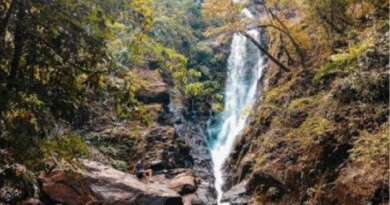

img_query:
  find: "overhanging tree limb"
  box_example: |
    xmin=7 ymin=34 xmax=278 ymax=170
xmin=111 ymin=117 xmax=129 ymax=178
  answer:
xmin=242 ymin=32 xmax=291 ymax=72
xmin=259 ymin=4 xmax=307 ymax=68
xmin=251 ymin=23 xmax=306 ymax=67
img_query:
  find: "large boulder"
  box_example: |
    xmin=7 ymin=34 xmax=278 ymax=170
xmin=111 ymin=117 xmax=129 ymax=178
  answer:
xmin=130 ymin=126 xmax=194 ymax=172
xmin=169 ymin=171 xmax=197 ymax=195
xmin=222 ymin=180 xmax=250 ymax=205
xmin=136 ymin=70 xmax=170 ymax=105
xmin=39 ymin=161 xmax=183 ymax=205
xmin=153 ymin=169 xmax=216 ymax=205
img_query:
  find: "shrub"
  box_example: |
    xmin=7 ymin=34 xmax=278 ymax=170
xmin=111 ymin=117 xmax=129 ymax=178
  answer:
xmin=112 ymin=160 xmax=129 ymax=172
xmin=313 ymin=37 xmax=374 ymax=83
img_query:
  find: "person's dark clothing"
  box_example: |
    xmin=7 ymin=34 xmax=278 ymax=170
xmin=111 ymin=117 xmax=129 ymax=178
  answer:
xmin=135 ymin=161 xmax=145 ymax=178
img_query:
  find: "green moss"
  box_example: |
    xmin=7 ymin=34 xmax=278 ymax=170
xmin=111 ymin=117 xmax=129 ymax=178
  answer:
xmin=289 ymin=116 xmax=334 ymax=145
xmin=270 ymin=116 xmax=282 ymax=129
xmin=287 ymin=97 xmax=314 ymax=112
xmin=265 ymin=79 xmax=296 ymax=104
xmin=313 ymin=60 xmax=354 ymax=83
xmin=250 ymin=103 xmax=281 ymax=128
xmin=349 ymin=124 xmax=388 ymax=165
xmin=263 ymin=103 xmax=283 ymax=111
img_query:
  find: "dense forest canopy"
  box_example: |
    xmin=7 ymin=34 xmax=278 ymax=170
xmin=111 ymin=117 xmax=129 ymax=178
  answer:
xmin=0 ymin=0 xmax=224 ymax=173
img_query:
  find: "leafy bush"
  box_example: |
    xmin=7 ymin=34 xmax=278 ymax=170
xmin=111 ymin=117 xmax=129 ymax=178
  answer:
xmin=314 ymin=37 xmax=374 ymax=83
xmin=313 ymin=60 xmax=354 ymax=83
xmin=112 ymin=160 xmax=129 ymax=172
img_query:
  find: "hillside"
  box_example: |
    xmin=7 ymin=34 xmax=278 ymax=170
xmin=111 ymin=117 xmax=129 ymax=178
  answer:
xmin=220 ymin=1 xmax=389 ymax=205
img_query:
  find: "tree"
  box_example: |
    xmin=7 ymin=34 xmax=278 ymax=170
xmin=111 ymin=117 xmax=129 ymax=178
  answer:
xmin=0 ymin=0 xmax=154 ymax=170
xmin=202 ymin=0 xmax=295 ymax=72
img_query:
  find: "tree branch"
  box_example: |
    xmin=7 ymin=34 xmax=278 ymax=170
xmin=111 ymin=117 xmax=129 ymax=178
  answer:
xmin=258 ymin=3 xmax=307 ymax=68
xmin=242 ymin=32 xmax=290 ymax=72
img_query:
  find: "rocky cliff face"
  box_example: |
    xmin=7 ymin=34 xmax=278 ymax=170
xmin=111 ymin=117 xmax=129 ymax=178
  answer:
xmin=222 ymin=25 xmax=389 ymax=205
xmin=0 ymin=68 xmax=216 ymax=205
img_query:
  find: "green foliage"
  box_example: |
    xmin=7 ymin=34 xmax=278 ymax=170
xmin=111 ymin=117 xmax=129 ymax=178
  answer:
xmin=265 ymin=79 xmax=296 ymax=104
xmin=212 ymin=94 xmax=224 ymax=113
xmin=287 ymin=97 xmax=314 ymax=112
xmin=1 ymin=93 xmax=53 ymax=167
xmin=147 ymin=0 xmax=227 ymax=117
xmin=313 ymin=37 xmax=374 ymax=83
xmin=114 ymin=70 xmax=152 ymax=125
xmin=111 ymin=160 xmax=129 ymax=172
xmin=267 ymin=187 xmax=280 ymax=199
xmin=0 ymin=165 xmax=37 ymax=203
xmin=313 ymin=60 xmax=353 ymax=83
xmin=349 ymin=123 xmax=388 ymax=165
xmin=0 ymin=0 xmax=180 ymax=172
xmin=185 ymin=82 xmax=205 ymax=97
xmin=150 ymin=0 xmax=204 ymax=56
xmin=289 ymin=116 xmax=334 ymax=148
xmin=42 ymin=134 xmax=89 ymax=164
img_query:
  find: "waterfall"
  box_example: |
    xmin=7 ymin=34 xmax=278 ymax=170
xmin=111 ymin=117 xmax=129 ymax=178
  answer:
xmin=208 ymin=8 xmax=266 ymax=205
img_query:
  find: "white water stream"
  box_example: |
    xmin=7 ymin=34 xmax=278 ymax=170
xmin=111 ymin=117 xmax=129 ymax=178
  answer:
xmin=208 ymin=8 xmax=266 ymax=205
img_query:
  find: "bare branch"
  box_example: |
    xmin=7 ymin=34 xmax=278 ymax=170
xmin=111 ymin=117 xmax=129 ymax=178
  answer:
xmin=242 ymin=32 xmax=291 ymax=72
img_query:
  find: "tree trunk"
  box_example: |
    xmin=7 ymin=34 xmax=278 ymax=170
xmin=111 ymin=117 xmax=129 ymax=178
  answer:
xmin=280 ymin=35 xmax=295 ymax=65
xmin=7 ymin=0 xmax=25 ymax=85
xmin=242 ymin=32 xmax=291 ymax=72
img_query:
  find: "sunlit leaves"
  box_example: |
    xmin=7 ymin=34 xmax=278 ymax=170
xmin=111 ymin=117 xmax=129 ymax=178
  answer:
xmin=0 ymin=0 xmax=157 ymax=171
xmin=42 ymin=134 xmax=89 ymax=164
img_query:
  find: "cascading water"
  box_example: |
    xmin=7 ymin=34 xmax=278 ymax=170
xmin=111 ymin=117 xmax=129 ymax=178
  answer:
xmin=208 ymin=8 xmax=266 ymax=205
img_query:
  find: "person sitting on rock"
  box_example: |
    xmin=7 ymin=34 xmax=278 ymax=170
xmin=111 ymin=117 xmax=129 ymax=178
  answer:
xmin=133 ymin=159 xmax=153 ymax=184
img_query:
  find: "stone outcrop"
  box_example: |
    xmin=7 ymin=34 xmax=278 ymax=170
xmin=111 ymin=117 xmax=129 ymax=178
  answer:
xmin=136 ymin=69 xmax=170 ymax=105
xmin=222 ymin=181 xmax=250 ymax=205
xmin=53 ymin=68 xmax=216 ymax=205
xmin=153 ymin=169 xmax=216 ymax=205
xmin=39 ymin=161 xmax=183 ymax=205
xmin=168 ymin=172 xmax=197 ymax=194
